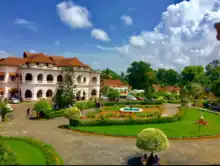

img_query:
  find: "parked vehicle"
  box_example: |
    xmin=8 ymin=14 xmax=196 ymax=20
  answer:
xmin=126 ymin=95 xmax=137 ymax=100
xmin=11 ymin=98 xmax=20 ymax=104
xmin=136 ymin=97 xmax=144 ymax=100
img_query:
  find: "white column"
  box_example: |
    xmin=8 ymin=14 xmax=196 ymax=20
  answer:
xmin=5 ymin=73 xmax=9 ymax=83
xmin=32 ymin=88 xmax=37 ymax=101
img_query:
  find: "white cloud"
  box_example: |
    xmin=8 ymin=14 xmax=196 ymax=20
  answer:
xmin=29 ymin=50 xmax=37 ymax=53
xmin=91 ymin=29 xmax=110 ymax=41
xmin=56 ymin=1 xmax=92 ymax=29
xmin=121 ymin=15 xmax=133 ymax=25
xmin=98 ymin=0 xmax=220 ymax=72
xmin=0 ymin=51 xmax=9 ymax=58
xmin=55 ymin=40 xmax=60 ymax=46
xmin=14 ymin=19 xmax=38 ymax=32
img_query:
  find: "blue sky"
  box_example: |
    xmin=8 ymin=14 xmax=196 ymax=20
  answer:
xmin=0 ymin=0 xmax=219 ymax=73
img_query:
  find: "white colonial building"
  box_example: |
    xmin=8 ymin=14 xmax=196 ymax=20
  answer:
xmin=0 ymin=52 xmax=100 ymax=101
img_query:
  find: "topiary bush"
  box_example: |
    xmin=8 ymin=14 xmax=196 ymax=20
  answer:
xmin=44 ymin=109 xmax=65 ymax=119
xmin=34 ymin=100 xmax=52 ymax=114
xmin=136 ymin=128 xmax=169 ymax=152
xmin=64 ymin=107 xmax=82 ymax=120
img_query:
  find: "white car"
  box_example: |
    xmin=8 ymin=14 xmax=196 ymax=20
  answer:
xmin=126 ymin=95 xmax=137 ymax=101
xmin=11 ymin=98 xmax=20 ymax=104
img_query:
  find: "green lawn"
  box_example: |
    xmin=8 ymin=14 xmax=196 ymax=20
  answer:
xmin=74 ymin=108 xmax=220 ymax=138
xmin=3 ymin=139 xmax=46 ymax=165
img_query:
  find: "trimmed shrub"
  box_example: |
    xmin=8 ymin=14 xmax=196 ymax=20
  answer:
xmin=103 ymin=100 xmax=162 ymax=106
xmin=44 ymin=109 xmax=65 ymax=119
xmin=64 ymin=107 xmax=82 ymax=120
xmin=76 ymin=101 xmax=96 ymax=110
xmin=136 ymin=128 xmax=169 ymax=152
xmin=34 ymin=100 xmax=52 ymax=114
xmin=168 ymin=100 xmax=181 ymax=104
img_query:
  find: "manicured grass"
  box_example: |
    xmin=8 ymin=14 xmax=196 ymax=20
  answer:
xmin=74 ymin=108 xmax=220 ymax=138
xmin=3 ymin=139 xmax=46 ymax=165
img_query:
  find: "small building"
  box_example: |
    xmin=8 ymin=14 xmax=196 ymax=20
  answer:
xmin=101 ymin=79 xmax=131 ymax=97
xmin=152 ymin=84 xmax=180 ymax=94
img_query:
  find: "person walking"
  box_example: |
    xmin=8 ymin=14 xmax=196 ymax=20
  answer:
xmin=26 ymin=108 xmax=30 ymax=118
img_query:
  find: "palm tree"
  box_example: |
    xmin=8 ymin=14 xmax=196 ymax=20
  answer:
xmin=0 ymin=101 xmax=11 ymax=121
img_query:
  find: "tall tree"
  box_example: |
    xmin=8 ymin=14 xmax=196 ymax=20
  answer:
xmin=181 ymin=66 xmax=205 ymax=84
xmin=127 ymin=61 xmax=155 ymax=97
xmin=53 ymin=66 xmax=77 ymax=109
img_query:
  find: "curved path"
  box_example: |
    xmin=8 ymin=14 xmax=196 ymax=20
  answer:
xmin=0 ymin=103 xmax=220 ymax=165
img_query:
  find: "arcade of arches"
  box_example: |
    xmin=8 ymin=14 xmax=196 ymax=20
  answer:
xmin=25 ymin=89 xmax=53 ymax=99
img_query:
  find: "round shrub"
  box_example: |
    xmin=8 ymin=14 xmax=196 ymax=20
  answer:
xmin=136 ymin=128 xmax=169 ymax=152
xmin=64 ymin=107 xmax=82 ymax=120
xmin=34 ymin=100 xmax=52 ymax=113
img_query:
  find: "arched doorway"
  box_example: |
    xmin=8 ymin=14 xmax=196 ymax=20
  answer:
xmin=25 ymin=90 xmax=32 ymax=98
xmin=82 ymin=91 xmax=86 ymax=100
xmin=37 ymin=74 xmax=43 ymax=82
xmin=37 ymin=90 xmax=43 ymax=98
xmin=46 ymin=90 xmax=53 ymax=98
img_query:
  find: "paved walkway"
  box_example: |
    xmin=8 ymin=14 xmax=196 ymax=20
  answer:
xmin=0 ymin=104 xmax=220 ymax=165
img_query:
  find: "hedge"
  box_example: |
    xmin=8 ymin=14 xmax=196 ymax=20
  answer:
xmin=44 ymin=109 xmax=65 ymax=119
xmin=103 ymin=100 xmax=162 ymax=106
xmin=69 ymin=108 xmax=184 ymax=127
xmin=2 ymin=136 xmax=63 ymax=165
xmin=167 ymin=100 xmax=181 ymax=104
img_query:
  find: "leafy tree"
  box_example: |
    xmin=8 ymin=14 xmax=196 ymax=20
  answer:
xmin=211 ymin=79 xmax=220 ymax=97
xmin=101 ymin=68 xmax=120 ymax=80
xmin=181 ymin=66 xmax=205 ymax=84
xmin=107 ymin=89 xmax=120 ymax=100
xmin=136 ymin=128 xmax=169 ymax=154
xmin=100 ymin=86 xmax=110 ymax=96
xmin=0 ymin=102 xmax=11 ymax=121
xmin=53 ymin=67 xmax=77 ymax=109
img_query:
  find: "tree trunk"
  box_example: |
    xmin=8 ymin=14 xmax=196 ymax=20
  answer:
xmin=2 ymin=113 xmax=6 ymax=121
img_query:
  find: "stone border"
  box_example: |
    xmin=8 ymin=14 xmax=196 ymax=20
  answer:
xmin=2 ymin=136 xmax=64 ymax=165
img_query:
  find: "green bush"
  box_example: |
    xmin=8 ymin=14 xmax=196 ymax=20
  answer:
xmin=34 ymin=100 xmax=52 ymax=113
xmin=168 ymin=100 xmax=181 ymax=103
xmin=44 ymin=109 xmax=65 ymax=119
xmin=64 ymin=107 xmax=82 ymax=120
xmin=136 ymin=128 xmax=169 ymax=152
xmin=86 ymin=112 xmax=96 ymax=118
xmin=76 ymin=101 xmax=96 ymax=110
xmin=135 ymin=112 xmax=160 ymax=118
xmin=103 ymin=100 xmax=162 ymax=106
xmin=2 ymin=136 xmax=63 ymax=165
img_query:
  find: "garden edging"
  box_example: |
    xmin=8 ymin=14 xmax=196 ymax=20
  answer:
xmin=64 ymin=127 xmax=220 ymax=141
xmin=2 ymin=136 xmax=63 ymax=165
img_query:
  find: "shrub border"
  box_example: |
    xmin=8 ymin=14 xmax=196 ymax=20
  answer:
xmin=2 ymin=136 xmax=63 ymax=165
xmin=65 ymin=108 xmax=220 ymax=140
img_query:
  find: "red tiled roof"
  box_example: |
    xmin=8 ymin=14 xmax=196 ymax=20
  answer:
xmin=102 ymin=79 xmax=129 ymax=87
xmin=0 ymin=57 xmax=26 ymax=66
xmin=0 ymin=52 xmax=90 ymax=68
xmin=152 ymin=84 xmax=180 ymax=92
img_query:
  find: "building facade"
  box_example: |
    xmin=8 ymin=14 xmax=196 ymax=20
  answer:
xmin=0 ymin=52 xmax=100 ymax=101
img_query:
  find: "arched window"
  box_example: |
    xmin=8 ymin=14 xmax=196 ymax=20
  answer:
xmin=77 ymin=75 xmax=86 ymax=84
xmin=57 ymin=75 xmax=63 ymax=82
xmin=47 ymin=74 xmax=53 ymax=82
xmin=92 ymin=77 xmax=97 ymax=83
xmin=37 ymin=74 xmax=43 ymax=82
xmin=25 ymin=90 xmax=32 ymax=98
xmin=91 ymin=89 xmax=97 ymax=96
xmin=25 ymin=73 xmax=32 ymax=81
xmin=37 ymin=90 xmax=43 ymax=98
xmin=46 ymin=90 xmax=53 ymax=97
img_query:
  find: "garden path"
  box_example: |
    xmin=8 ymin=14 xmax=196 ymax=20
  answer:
xmin=0 ymin=103 xmax=220 ymax=165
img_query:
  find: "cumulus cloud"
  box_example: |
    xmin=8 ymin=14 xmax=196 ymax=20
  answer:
xmin=121 ymin=15 xmax=133 ymax=25
xmin=0 ymin=51 xmax=9 ymax=58
xmin=29 ymin=50 xmax=37 ymax=53
xmin=56 ymin=1 xmax=92 ymax=28
xmin=14 ymin=19 xmax=38 ymax=32
xmin=91 ymin=29 xmax=110 ymax=41
xmin=98 ymin=0 xmax=220 ymax=72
